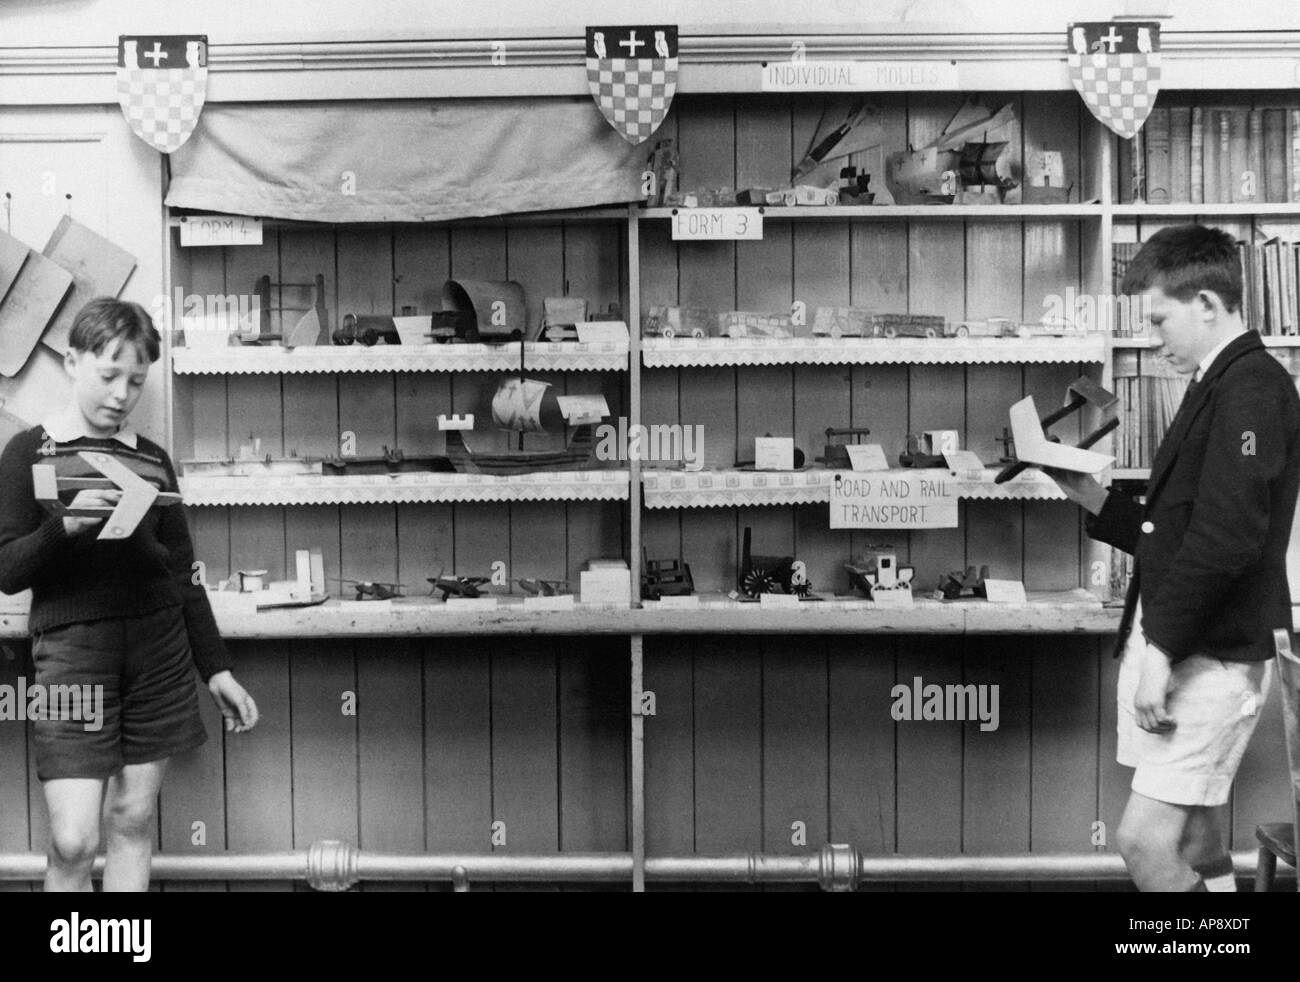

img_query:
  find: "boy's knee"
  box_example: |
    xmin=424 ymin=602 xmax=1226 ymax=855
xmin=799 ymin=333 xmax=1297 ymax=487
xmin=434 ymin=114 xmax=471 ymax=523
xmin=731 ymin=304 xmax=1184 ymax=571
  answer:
xmin=105 ymin=796 xmax=157 ymax=841
xmin=48 ymin=825 xmax=98 ymax=866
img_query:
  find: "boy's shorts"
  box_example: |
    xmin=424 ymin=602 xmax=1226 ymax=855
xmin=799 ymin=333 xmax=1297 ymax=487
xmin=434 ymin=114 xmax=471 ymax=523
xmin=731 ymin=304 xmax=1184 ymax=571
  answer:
xmin=32 ymin=605 xmax=208 ymax=781
xmin=1117 ymin=601 xmax=1271 ymax=807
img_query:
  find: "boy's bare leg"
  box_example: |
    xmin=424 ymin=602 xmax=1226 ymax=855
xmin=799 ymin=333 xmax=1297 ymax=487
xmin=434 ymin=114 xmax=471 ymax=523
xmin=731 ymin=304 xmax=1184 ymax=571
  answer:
xmin=1118 ymin=790 xmax=1200 ymax=890
xmin=101 ymin=759 xmax=168 ymax=892
xmin=1180 ymin=805 xmax=1226 ymax=865
xmin=43 ymin=778 xmax=106 ymax=892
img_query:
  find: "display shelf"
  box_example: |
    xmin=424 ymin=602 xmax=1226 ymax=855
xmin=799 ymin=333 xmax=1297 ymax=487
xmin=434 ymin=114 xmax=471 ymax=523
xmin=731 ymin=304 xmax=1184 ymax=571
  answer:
xmin=10 ymin=595 xmax=1300 ymax=639
xmin=171 ymin=343 xmax=628 ymax=374
xmin=1111 ymin=334 xmax=1300 ymax=349
xmin=641 ymin=335 xmax=1106 ymax=367
xmin=641 ymin=467 xmax=1066 ymax=508
xmin=1111 ymin=203 xmax=1300 ymax=218
xmin=639 ymin=204 xmax=1106 ymax=221
xmin=0 ymin=591 xmax=1114 ymax=638
xmin=179 ymin=470 xmax=630 ymax=506
xmin=1109 ymin=468 xmax=1152 ymax=481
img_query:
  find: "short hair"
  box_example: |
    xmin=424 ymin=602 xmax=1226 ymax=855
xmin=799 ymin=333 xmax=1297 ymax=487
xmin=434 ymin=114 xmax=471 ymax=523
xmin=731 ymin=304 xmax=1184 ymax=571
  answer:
xmin=67 ymin=297 xmax=161 ymax=363
xmin=1120 ymin=224 xmax=1243 ymax=313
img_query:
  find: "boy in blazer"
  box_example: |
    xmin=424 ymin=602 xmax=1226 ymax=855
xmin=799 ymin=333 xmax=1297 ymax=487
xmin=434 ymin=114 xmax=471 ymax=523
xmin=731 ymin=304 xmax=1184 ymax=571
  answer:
xmin=1049 ymin=224 xmax=1300 ymax=891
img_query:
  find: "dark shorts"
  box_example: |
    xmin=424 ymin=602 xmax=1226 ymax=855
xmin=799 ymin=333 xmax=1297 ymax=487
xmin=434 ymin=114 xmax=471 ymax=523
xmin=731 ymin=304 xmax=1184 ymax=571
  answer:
xmin=32 ymin=605 xmax=207 ymax=781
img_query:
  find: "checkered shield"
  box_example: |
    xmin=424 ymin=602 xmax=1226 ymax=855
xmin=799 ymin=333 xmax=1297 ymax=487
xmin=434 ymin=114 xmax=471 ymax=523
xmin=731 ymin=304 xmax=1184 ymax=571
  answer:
xmin=1067 ymin=22 xmax=1161 ymax=140
xmin=116 ymin=35 xmax=208 ymax=154
xmin=586 ymin=26 xmax=677 ymax=146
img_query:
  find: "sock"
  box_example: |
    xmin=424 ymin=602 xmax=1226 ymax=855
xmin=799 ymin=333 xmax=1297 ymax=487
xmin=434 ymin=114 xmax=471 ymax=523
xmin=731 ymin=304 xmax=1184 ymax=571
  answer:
xmin=1187 ymin=875 xmax=1208 ymax=892
xmin=1194 ymin=855 xmax=1237 ymax=892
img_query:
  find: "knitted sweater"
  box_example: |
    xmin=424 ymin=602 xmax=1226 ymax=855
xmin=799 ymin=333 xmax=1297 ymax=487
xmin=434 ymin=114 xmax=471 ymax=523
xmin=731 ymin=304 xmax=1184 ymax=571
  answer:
xmin=0 ymin=426 xmax=231 ymax=682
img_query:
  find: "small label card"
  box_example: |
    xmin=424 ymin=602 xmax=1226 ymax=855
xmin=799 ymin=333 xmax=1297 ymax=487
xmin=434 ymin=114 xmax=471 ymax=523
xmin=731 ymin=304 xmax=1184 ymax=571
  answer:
xmin=759 ymin=592 xmax=801 ymax=608
xmin=180 ymin=215 xmax=263 ymax=247
xmin=755 ymin=436 xmax=795 ymax=470
xmin=845 ymin=444 xmax=890 ymax=471
xmin=655 ymin=595 xmax=700 ymax=609
xmin=672 ymin=208 xmax=763 ymax=241
xmin=982 ymin=579 xmax=1028 ymax=604
xmin=943 ymin=450 xmax=986 ymax=477
xmin=871 ymin=588 xmax=915 ymax=608
xmin=523 ymin=594 xmax=576 ymax=611
xmin=575 ymin=321 xmax=629 ymax=344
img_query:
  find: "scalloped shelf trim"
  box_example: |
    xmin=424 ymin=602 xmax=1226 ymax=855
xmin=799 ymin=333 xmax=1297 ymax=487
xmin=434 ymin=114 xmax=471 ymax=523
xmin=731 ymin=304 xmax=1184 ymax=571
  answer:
xmin=640 ymin=335 xmax=1106 ymax=367
xmin=173 ymin=343 xmax=627 ymax=374
xmin=180 ymin=470 xmax=631 ymax=505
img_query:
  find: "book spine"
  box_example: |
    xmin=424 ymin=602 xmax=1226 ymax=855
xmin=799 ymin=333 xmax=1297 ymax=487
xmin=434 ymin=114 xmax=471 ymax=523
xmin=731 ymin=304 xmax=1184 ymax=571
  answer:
xmin=1203 ymin=109 xmax=1222 ymax=204
xmin=1132 ymin=128 xmax=1146 ymax=204
xmin=1190 ymin=106 xmax=1204 ymax=204
xmin=1246 ymin=109 xmax=1264 ymax=203
xmin=1117 ymin=134 xmax=1133 ymax=204
xmin=1145 ymin=107 xmax=1171 ymax=204
xmin=1264 ymin=108 xmax=1287 ymax=203
xmin=1216 ymin=110 xmax=1227 ymax=204
xmin=1169 ymin=106 xmax=1191 ymax=203
xmin=1291 ymin=109 xmax=1300 ymax=202
xmin=1229 ymin=109 xmax=1249 ymax=203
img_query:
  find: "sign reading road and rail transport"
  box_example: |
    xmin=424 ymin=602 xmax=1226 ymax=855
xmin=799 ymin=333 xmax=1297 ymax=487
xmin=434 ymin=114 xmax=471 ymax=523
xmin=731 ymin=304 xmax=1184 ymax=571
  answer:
xmin=829 ymin=471 xmax=958 ymax=529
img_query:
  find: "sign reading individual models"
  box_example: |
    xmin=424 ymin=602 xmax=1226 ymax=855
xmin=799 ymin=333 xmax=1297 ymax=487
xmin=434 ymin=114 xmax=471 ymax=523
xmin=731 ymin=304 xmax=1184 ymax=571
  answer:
xmin=830 ymin=471 xmax=959 ymax=529
xmin=671 ymin=208 xmax=763 ymax=240
xmin=586 ymin=26 xmax=678 ymax=145
xmin=179 ymin=215 xmax=263 ymax=247
xmin=1066 ymin=21 xmax=1161 ymax=140
xmin=762 ymin=60 xmax=959 ymax=91
xmin=116 ymin=35 xmax=208 ymax=154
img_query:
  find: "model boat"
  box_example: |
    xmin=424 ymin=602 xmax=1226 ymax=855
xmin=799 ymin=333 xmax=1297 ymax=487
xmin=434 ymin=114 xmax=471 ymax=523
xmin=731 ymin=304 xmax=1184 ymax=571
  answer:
xmin=442 ymin=377 xmax=604 ymax=475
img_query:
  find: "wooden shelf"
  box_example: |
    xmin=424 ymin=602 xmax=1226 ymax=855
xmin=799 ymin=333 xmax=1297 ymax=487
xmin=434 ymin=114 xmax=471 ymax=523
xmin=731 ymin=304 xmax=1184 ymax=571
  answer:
xmin=172 ymin=343 xmax=628 ymax=374
xmin=179 ymin=470 xmax=630 ymax=506
xmin=0 ymin=591 xmax=1115 ymax=638
xmin=640 ymin=204 xmax=1105 ymax=221
xmin=1111 ymin=335 xmax=1300 ymax=349
xmin=1112 ymin=203 xmax=1300 ymax=217
xmin=642 ymin=335 xmax=1105 ymax=367
xmin=641 ymin=468 xmax=1068 ymax=508
xmin=1109 ymin=468 xmax=1151 ymax=481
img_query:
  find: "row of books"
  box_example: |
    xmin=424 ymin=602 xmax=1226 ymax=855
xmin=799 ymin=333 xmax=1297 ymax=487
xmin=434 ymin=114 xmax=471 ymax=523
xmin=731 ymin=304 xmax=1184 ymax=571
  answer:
xmin=1112 ymin=238 xmax=1300 ymax=337
xmin=1118 ymin=106 xmax=1300 ymax=205
xmin=1112 ymin=352 xmax=1190 ymax=468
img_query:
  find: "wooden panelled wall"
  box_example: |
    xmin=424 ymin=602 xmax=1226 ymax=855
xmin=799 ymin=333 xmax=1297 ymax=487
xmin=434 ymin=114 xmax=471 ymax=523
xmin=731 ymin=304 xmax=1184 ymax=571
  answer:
xmin=0 ymin=91 xmax=1293 ymax=890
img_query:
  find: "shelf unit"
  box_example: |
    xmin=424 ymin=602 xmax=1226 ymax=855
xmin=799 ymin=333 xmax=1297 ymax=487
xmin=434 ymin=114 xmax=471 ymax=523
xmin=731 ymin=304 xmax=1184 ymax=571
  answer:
xmin=139 ymin=45 xmax=1300 ymax=893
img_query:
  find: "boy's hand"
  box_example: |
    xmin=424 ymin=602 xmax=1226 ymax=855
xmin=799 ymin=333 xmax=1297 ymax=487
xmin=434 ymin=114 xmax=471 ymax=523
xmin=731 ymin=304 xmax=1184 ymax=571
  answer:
xmin=62 ymin=489 xmax=122 ymax=535
xmin=207 ymin=671 xmax=259 ymax=733
xmin=1041 ymin=467 xmax=1107 ymax=515
xmin=1134 ymin=643 xmax=1176 ymax=733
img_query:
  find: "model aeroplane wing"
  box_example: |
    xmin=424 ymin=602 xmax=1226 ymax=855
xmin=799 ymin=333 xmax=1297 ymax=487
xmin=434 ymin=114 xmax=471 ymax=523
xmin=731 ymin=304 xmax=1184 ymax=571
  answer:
xmin=1008 ymin=396 xmax=1114 ymax=474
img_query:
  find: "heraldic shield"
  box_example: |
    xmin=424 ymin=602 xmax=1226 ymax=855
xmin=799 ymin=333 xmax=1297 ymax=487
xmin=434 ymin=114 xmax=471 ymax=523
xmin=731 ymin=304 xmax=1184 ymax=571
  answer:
xmin=1067 ymin=21 xmax=1161 ymax=140
xmin=116 ymin=35 xmax=208 ymax=154
xmin=586 ymin=25 xmax=678 ymax=145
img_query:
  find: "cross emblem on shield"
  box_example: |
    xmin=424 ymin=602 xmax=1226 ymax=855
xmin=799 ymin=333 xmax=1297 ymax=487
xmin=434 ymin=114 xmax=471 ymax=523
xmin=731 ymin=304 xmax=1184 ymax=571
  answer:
xmin=586 ymin=25 xmax=678 ymax=145
xmin=116 ymin=35 xmax=209 ymax=154
xmin=1067 ymin=22 xmax=1161 ymax=140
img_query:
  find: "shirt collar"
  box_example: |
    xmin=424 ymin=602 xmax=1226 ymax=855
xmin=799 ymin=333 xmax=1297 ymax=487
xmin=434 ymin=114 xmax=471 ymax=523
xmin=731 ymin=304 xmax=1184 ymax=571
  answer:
xmin=40 ymin=405 xmax=138 ymax=449
xmin=1194 ymin=331 xmax=1246 ymax=383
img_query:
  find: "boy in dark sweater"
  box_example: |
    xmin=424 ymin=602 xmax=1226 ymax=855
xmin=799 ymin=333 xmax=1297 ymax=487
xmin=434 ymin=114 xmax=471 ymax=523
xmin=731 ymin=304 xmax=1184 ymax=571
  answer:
xmin=0 ymin=297 xmax=257 ymax=891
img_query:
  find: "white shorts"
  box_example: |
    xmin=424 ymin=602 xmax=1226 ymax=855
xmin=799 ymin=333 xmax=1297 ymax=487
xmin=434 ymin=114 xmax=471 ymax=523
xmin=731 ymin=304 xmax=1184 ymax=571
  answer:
xmin=1117 ymin=601 xmax=1272 ymax=807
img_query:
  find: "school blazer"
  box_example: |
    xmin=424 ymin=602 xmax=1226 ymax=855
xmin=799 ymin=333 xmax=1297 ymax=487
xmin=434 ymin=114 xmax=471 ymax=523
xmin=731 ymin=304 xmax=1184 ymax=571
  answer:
xmin=1086 ymin=330 xmax=1300 ymax=663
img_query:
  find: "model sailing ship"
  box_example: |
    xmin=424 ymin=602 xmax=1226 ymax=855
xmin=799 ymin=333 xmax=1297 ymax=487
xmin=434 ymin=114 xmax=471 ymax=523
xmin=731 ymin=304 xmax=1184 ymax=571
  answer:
xmin=441 ymin=376 xmax=607 ymax=476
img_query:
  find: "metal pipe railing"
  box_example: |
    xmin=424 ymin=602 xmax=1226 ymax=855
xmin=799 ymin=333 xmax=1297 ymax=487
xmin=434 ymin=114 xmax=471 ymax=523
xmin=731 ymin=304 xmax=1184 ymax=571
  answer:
xmin=0 ymin=842 xmax=1289 ymax=891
